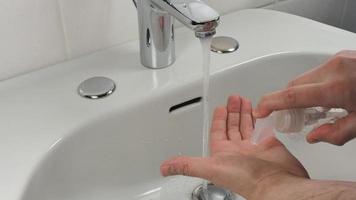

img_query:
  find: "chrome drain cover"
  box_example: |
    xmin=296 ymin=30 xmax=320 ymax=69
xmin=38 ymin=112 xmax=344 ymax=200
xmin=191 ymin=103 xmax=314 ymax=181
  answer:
xmin=78 ymin=77 xmax=116 ymax=99
xmin=211 ymin=36 xmax=239 ymax=54
xmin=192 ymin=184 xmax=235 ymax=200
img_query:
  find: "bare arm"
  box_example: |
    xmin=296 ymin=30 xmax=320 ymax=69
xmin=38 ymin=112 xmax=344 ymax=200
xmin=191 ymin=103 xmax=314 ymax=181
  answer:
xmin=256 ymin=175 xmax=356 ymax=200
xmin=307 ymin=180 xmax=356 ymax=200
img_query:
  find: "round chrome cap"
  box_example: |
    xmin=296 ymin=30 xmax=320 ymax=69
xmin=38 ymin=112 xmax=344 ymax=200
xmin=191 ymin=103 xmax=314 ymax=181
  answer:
xmin=211 ymin=36 xmax=239 ymax=54
xmin=78 ymin=77 xmax=116 ymax=99
xmin=192 ymin=184 xmax=235 ymax=200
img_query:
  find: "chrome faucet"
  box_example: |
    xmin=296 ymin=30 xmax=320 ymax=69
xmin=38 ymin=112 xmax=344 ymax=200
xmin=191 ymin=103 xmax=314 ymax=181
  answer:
xmin=132 ymin=0 xmax=220 ymax=69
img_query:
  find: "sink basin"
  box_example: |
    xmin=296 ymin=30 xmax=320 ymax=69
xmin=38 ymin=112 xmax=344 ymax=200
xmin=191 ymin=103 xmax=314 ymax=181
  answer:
xmin=1 ymin=9 xmax=356 ymax=200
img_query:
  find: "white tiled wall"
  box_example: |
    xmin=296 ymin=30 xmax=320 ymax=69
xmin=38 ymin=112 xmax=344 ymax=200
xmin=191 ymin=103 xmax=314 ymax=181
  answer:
xmin=0 ymin=0 xmax=353 ymax=81
xmin=0 ymin=0 xmax=67 ymax=81
xmin=58 ymin=0 xmax=138 ymax=58
xmin=58 ymin=0 xmax=276 ymax=59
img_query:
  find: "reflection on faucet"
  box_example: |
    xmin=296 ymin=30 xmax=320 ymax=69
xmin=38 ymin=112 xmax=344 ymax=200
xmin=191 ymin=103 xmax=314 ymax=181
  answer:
xmin=133 ymin=0 xmax=220 ymax=69
xmin=151 ymin=67 xmax=173 ymax=89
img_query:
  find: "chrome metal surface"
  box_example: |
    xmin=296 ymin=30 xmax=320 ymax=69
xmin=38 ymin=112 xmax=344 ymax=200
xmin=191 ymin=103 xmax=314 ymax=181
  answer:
xmin=192 ymin=184 xmax=235 ymax=200
xmin=78 ymin=77 xmax=116 ymax=99
xmin=133 ymin=0 xmax=220 ymax=69
xmin=196 ymin=30 xmax=216 ymax=39
xmin=150 ymin=0 xmax=220 ymax=32
xmin=211 ymin=36 xmax=239 ymax=54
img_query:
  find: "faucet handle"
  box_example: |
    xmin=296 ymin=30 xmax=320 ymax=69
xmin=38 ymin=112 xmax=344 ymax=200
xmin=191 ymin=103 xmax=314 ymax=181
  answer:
xmin=151 ymin=0 xmax=219 ymax=34
xmin=168 ymin=0 xmax=219 ymax=23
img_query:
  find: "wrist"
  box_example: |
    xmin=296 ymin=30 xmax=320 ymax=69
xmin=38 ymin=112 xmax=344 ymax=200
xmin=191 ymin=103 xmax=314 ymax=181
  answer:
xmin=251 ymin=174 xmax=356 ymax=200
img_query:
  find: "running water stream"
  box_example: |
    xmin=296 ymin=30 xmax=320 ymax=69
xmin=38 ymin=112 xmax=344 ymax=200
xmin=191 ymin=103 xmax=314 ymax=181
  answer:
xmin=200 ymin=36 xmax=213 ymax=199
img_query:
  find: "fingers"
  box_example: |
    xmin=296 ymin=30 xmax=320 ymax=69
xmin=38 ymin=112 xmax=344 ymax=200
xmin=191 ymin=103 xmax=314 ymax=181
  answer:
xmin=287 ymin=65 xmax=324 ymax=87
xmin=226 ymin=95 xmax=254 ymax=140
xmin=286 ymin=54 xmax=345 ymax=88
xmin=210 ymin=107 xmax=228 ymax=142
xmin=254 ymin=81 xmax=345 ymax=118
xmin=255 ymin=51 xmax=356 ymax=118
xmin=160 ymin=156 xmax=214 ymax=180
xmin=287 ymin=51 xmax=354 ymax=88
xmin=240 ymin=97 xmax=254 ymax=140
xmin=227 ymin=95 xmax=242 ymax=141
xmin=307 ymin=113 xmax=356 ymax=146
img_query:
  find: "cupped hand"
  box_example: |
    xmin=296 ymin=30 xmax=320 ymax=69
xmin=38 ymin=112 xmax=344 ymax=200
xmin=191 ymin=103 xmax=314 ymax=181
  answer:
xmin=160 ymin=95 xmax=308 ymax=199
xmin=254 ymin=50 xmax=356 ymax=146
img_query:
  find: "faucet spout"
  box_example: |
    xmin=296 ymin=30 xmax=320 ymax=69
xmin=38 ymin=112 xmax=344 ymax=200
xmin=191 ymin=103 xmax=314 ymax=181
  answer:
xmin=133 ymin=0 xmax=220 ymax=68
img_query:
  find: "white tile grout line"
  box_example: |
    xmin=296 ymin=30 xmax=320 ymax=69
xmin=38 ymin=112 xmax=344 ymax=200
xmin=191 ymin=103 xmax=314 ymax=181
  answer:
xmin=56 ymin=0 xmax=71 ymax=60
xmin=340 ymin=0 xmax=349 ymax=28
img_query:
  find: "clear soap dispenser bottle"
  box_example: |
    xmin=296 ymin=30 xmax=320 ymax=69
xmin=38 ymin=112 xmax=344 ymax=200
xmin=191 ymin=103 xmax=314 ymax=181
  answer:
xmin=252 ymin=107 xmax=348 ymax=144
xmin=272 ymin=107 xmax=348 ymax=133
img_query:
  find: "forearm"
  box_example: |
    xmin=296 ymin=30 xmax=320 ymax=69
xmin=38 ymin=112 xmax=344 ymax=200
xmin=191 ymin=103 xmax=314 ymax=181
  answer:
xmin=253 ymin=174 xmax=356 ymax=200
xmin=300 ymin=180 xmax=356 ymax=200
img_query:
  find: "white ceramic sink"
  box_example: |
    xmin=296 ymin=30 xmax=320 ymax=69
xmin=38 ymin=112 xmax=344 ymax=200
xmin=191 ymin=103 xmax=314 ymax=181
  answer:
xmin=1 ymin=9 xmax=356 ymax=200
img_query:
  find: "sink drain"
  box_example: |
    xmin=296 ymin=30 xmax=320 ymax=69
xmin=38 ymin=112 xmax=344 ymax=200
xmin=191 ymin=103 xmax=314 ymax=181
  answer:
xmin=192 ymin=184 xmax=235 ymax=200
xmin=78 ymin=77 xmax=116 ymax=99
xmin=211 ymin=36 xmax=239 ymax=54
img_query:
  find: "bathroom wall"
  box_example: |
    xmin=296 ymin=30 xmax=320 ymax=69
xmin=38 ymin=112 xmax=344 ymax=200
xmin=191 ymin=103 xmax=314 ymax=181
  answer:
xmin=58 ymin=0 xmax=276 ymax=59
xmin=341 ymin=0 xmax=356 ymax=33
xmin=0 ymin=0 xmax=353 ymax=81
xmin=270 ymin=0 xmax=347 ymax=28
xmin=0 ymin=0 xmax=67 ymax=81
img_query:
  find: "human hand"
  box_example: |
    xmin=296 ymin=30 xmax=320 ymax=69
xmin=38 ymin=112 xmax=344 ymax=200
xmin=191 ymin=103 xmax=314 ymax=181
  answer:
xmin=160 ymin=95 xmax=308 ymax=199
xmin=254 ymin=50 xmax=356 ymax=146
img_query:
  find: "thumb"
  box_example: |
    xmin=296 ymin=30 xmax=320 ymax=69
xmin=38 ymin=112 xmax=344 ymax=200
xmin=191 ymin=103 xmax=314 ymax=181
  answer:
xmin=160 ymin=156 xmax=214 ymax=180
xmin=307 ymin=113 xmax=356 ymax=146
